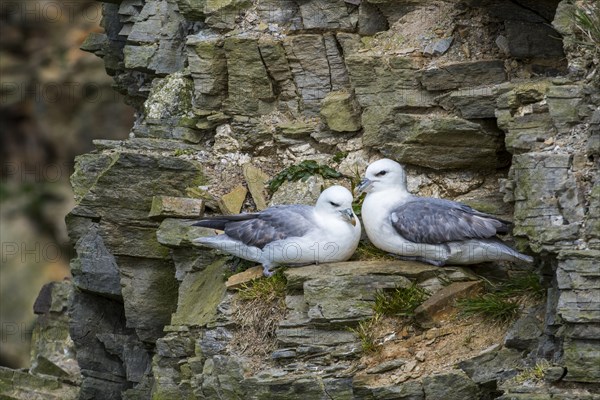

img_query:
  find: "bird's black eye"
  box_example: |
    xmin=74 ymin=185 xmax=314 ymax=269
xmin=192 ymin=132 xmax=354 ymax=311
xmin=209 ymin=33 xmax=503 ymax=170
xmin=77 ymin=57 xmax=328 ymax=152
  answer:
xmin=329 ymin=201 xmax=340 ymax=207
xmin=375 ymin=170 xmax=387 ymax=177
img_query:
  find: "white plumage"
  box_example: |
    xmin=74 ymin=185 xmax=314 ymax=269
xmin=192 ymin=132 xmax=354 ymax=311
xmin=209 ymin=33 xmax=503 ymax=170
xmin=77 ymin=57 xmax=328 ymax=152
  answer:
xmin=357 ymin=159 xmax=533 ymax=266
xmin=193 ymin=185 xmax=361 ymax=276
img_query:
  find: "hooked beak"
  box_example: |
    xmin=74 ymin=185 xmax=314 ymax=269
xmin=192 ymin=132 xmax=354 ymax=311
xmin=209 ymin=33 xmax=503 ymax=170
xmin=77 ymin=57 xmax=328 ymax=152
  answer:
xmin=340 ymin=208 xmax=357 ymax=226
xmin=355 ymin=178 xmax=373 ymax=196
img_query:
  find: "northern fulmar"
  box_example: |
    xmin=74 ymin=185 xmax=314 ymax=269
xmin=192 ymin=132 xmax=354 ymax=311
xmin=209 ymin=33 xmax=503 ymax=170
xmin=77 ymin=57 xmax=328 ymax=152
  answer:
xmin=357 ymin=159 xmax=533 ymax=266
xmin=193 ymin=185 xmax=361 ymax=276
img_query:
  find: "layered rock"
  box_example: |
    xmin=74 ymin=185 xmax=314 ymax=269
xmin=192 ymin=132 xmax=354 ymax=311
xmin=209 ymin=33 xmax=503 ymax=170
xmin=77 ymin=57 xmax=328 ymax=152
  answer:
xmin=0 ymin=282 xmax=80 ymax=400
xmin=50 ymin=0 xmax=600 ymax=399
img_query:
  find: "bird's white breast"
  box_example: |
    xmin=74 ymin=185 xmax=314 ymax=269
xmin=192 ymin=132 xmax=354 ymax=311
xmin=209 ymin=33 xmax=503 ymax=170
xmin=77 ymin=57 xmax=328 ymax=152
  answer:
xmin=361 ymin=189 xmax=415 ymax=253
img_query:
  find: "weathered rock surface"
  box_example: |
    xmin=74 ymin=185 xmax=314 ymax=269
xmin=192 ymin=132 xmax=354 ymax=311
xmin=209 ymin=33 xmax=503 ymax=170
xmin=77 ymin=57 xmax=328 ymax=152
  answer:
xmin=363 ymin=111 xmax=505 ymax=170
xmin=320 ymin=91 xmax=362 ymax=132
xmin=148 ymin=196 xmax=205 ymax=219
xmin=422 ymin=370 xmax=480 ymax=400
xmin=17 ymin=0 xmax=595 ymax=399
xmin=414 ymin=281 xmax=484 ymax=326
xmin=420 ymin=60 xmax=506 ymax=91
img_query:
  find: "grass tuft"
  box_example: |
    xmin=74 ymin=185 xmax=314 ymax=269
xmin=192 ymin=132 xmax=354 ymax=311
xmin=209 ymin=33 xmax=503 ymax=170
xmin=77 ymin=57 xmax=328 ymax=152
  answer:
xmin=513 ymin=359 xmax=551 ymax=384
xmin=373 ymin=283 xmax=429 ymax=317
xmin=230 ymin=270 xmax=288 ymax=360
xmin=349 ymin=283 xmax=428 ymax=354
xmin=498 ymin=272 xmax=545 ymax=300
xmin=456 ymin=293 xmax=520 ymax=324
xmin=573 ymin=3 xmax=600 ymax=50
xmin=351 ymin=240 xmax=396 ymax=261
xmin=457 ymin=270 xmax=545 ymax=324
xmin=348 ymin=314 xmax=382 ymax=354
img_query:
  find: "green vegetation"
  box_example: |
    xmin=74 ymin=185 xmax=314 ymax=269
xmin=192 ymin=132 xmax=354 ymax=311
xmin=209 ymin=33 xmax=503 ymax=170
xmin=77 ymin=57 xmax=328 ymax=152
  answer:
xmin=349 ymin=282 xmax=429 ymax=354
xmin=232 ymin=269 xmax=288 ymax=358
xmin=498 ymin=272 xmax=545 ymax=300
xmin=373 ymin=283 xmax=429 ymax=317
xmin=237 ymin=269 xmax=287 ymax=303
xmin=350 ymin=241 xmax=396 ymax=261
xmin=456 ymin=293 xmax=520 ymax=324
xmin=352 ymin=192 xmax=366 ymax=216
xmin=513 ymin=360 xmax=551 ymax=384
xmin=332 ymin=151 xmax=348 ymax=164
xmin=573 ymin=3 xmax=600 ymax=51
xmin=267 ymin=160 xmax=345 ymax=193
xmin=348 ymin=314 xmax=382 ymax=354
xmin=173 ymin=148 xmax=195 ymax=156
xmin=457 ymin=271 xmax=544 ymax=324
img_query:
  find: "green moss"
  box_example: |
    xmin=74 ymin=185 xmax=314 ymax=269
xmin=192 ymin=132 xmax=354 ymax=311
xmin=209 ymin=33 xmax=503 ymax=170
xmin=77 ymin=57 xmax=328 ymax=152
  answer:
xmin=170 ymin=259 xmax=227 ymax=326
xmin=189 ymin=169 xmax=208 ymax=187
xmin=70 ymin=153 xmax=118 ymax=202
xmin=237 ymin=269 xmax=287 ymax=303
xmin=332 ymin=151 xmax=348 ymax=164
xmin=177 ymin=116 xmax=198 ymax=128
xmin=173 ymin=148 xmax=196 ymax=156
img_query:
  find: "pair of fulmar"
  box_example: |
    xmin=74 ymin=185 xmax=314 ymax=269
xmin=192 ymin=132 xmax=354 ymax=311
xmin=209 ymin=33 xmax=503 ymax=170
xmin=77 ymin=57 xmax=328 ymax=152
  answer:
xmin=193 ymin=159 xmax=532 ymax=276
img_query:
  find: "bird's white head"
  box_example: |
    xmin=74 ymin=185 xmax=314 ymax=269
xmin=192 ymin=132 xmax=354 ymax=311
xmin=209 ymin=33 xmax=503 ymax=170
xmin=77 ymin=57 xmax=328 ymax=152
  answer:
xmin=315 ymin=185 xmax=357 ymax=226
xmin=356 ymin=158 xmax=408 ymax=195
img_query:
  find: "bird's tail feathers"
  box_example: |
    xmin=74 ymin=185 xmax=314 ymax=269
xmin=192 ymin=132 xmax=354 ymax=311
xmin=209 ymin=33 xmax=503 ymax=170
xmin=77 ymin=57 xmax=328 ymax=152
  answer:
xmin=193 ymin=213 xmax=258 ymax=230
xmin=513 ymin=251 xmax=534 ymax=263
xmin=490 ymin=237 xmax=533 ymax=263
xmin=192 ymin=236 xmax=220 ymax=247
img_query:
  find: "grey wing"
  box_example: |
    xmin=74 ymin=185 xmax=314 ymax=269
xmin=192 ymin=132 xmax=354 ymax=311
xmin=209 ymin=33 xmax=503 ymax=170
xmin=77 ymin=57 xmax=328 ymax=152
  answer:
xmin=224 ymin=205 xmax=316 ymax=249
xmin=390 ymin=199 xmax=508 ymax=244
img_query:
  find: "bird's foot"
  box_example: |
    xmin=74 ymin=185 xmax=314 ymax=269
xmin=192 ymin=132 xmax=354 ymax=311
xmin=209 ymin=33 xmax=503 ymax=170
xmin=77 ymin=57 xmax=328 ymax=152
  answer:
xmin=262 ymin=265 xmax=274 ymax=277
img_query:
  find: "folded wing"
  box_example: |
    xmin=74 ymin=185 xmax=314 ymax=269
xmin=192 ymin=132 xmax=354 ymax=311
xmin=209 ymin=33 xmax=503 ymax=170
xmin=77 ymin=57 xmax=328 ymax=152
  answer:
xmin=390 ymin=198 xmax=510 ymax=244
xmin=194 ymin=205 xmax=316 ymax=249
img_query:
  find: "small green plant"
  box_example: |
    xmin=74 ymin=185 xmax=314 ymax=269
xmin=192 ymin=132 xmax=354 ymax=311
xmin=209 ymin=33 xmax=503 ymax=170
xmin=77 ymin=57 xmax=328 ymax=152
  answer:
xmin=373 ymin=283 xmax=429 ymax=317
xmin=348 ymin=314 xmax=382 ymax=354
xmin=573 ymin=4 xmax=600 ymax=50
xmin=513 ymin=360 xmax=551 ymax=384
xmin=352 ymin=192 xmax=366 ymax=216
xmin=456 ymin=293 xmax=520 ymax=324
xmin=499 ymin=272 xmax=545 ymax=300
xmin=237 ymin=269 xmax=287 ymax=303
xmin=267 ymin=160 xmax=345 ymax=193
xmin=332 ymin=151 xmax=348 ymax=164
xmin=456 ymin=271 xmax=545 ymax=324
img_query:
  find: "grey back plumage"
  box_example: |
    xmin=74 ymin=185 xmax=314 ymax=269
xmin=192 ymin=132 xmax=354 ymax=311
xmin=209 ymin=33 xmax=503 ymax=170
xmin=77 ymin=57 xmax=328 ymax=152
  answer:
xmin=196 ymin=205 xmax=317 ymax=249
xmin=390 ymin=197 xmax=510 ymax=244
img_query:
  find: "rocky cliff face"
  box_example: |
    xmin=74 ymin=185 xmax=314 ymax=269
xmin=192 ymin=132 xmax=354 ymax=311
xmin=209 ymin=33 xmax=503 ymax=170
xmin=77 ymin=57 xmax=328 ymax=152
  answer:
xmin=5 ymin=0 xmax=598 ymax=399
